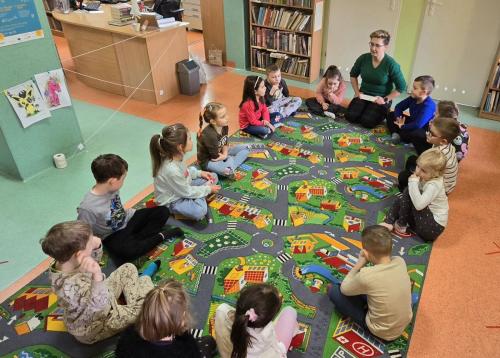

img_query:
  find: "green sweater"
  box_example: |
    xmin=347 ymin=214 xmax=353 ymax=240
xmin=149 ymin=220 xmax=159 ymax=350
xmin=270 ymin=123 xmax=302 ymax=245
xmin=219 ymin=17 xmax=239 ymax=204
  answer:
xmin=350 ymin=53 xmax=406 ymax=97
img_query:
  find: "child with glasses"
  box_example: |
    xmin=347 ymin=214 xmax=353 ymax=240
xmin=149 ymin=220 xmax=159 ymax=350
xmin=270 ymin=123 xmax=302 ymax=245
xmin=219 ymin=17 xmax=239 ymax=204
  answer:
xmin=398 ymin=116 xmax=460 ymax=194
xmin=239 ymin=76 xmax=278 ymax=139
xmin=386 ymin=75 xmax=436 ymax=144
xmin=381 ymin=148 xmax=449 ymax=241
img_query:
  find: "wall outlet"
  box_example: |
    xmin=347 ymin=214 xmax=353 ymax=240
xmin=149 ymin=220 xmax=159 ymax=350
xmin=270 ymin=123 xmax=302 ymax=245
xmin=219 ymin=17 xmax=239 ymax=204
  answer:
xmin=77 ymin=143 xmax=85 ymax=151
xmin=159 ymin=89 xmax=164 ymax=96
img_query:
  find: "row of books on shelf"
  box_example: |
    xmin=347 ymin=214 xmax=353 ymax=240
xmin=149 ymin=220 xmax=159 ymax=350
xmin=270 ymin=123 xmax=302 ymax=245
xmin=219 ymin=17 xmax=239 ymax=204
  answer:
xmin=483 ymin=90 xmax=500 ymax=113
xmin=252 ymin=6 xmax=311 ymax=32
xmin=251 ymin=28 xmax=311 ymax=56
xmin=252 ymin=49 xmax=309 ymax=77
xmin=491 ymin=63 xmax=500 ymax=89
xmin=253 ymin=0 xmax=312 ymax=8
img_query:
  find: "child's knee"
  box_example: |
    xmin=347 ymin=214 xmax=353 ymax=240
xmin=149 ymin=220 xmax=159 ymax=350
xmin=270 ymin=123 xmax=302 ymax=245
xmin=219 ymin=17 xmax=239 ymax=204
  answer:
xmin=191 ymin=203 xmax=208 ymax=220
xmin=120 ymin=263 xmax=138 ymax=276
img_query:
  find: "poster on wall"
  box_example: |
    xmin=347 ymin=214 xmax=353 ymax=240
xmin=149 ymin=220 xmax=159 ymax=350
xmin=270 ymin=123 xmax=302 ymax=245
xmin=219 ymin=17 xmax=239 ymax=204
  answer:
xmin=4 ymin=80 xmax=51 ymax=128
xmin=34 ymin=69 xmax=72 ymax=110
xmin=0 ymin=0 xmax=44 ymax=48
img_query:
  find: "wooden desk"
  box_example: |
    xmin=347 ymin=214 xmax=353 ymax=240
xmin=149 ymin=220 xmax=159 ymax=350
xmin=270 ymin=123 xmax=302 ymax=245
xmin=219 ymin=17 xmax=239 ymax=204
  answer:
xmin=54 ymin=6 xmax=189 ymax=104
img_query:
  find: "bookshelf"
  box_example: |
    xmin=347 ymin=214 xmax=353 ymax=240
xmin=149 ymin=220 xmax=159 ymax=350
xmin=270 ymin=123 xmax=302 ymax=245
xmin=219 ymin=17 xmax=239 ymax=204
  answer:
xmin=248 ymin=0 xmax=323 ymax=83
xmin=479 ymin=43 xmax=500 ymax=121
xmin=43 ymin=0 xmax=64 ymax=37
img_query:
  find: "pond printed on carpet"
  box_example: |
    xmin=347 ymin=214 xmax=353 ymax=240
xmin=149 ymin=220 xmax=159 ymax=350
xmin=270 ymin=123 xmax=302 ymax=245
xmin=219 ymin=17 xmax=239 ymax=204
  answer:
xmin=0 ymin=110 xmax=431 ymax=358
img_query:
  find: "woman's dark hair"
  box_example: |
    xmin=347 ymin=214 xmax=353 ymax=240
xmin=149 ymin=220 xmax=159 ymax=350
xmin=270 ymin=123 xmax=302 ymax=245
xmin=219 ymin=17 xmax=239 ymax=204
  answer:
xmin=239 ymin=76 xmax=264 ymax=112
xmin=323 ymin=65 xmax=343 ymax=82
xmin=150 ymin=123 xmax=188 ymax=177
xmin=230 ymin=283 xmax=281 ymax=358
xmin=198 ymin=102 xmax=225 ymax=135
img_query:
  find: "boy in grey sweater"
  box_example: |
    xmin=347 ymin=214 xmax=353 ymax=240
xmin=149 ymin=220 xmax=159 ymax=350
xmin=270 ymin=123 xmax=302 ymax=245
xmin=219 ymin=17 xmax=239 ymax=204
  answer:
xmin=41 ymin=221 xmax=155 ymax=344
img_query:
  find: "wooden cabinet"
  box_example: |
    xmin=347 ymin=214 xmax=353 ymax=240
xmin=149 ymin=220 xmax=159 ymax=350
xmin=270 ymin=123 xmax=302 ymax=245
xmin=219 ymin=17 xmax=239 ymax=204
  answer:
xmin=201 ymin=0 xmax=226 ymax=65
xmin=479 ymin=43 xmax=500 ymax=121
xmin=182 ymin=0 xmax=203 ymax=31
xmin=248 ymin=0 xmax=324 ymax=83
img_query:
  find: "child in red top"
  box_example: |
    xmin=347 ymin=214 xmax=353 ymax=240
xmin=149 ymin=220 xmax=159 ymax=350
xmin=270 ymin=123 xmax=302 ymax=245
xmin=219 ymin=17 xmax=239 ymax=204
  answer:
xmin=239 ymin=76 xmax=278 ymax=139
xmin=306 ymin=65 xmax=347 ymax=119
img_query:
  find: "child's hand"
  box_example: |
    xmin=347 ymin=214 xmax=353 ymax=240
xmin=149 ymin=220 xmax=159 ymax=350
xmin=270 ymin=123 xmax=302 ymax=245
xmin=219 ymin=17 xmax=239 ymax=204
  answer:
xmin=322 ymin=102 xmax=329 ymax=111
xmin=201 ymin=171 xmax=215 ymax=182
xmin=356 ymin=250 xmax=368 ymax=267
xmin=268 ymin=123 xmax=275 ymax=132
xmin=210 ymin=185 xmax=221 ymax=193
xmin=394 ymin=116 xmax=405 ymax=128
xmin=409 ymin=173 xmax=419 ymax=181
xmin=271 ymin=84 xmax=280 ymax=95
xmin=374 ymin=96 xmax=386 ymax=105
xmin=79 ymin=256 xmax=103 ymax=282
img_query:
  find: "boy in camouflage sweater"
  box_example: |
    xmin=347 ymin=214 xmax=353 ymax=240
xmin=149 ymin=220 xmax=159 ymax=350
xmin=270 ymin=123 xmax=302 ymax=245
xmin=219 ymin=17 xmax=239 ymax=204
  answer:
xmin=41 ymin=221 xmax=155 ymax=344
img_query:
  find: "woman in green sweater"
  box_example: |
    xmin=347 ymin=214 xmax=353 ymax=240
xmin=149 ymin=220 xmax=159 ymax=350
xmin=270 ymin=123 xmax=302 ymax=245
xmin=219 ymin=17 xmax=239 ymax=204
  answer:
xmin=347 ymin=30 xmax=406 ymax=128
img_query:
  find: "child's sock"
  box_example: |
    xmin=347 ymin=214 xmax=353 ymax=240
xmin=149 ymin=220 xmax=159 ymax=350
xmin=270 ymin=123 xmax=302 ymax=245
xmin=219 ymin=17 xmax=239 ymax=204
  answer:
xmin=140 ymin=259 xmax=161 ymax=277
xmin=159 ymin=227 xmax=184 ymax=242
xmin=394 ymin=220 xmax=408 ymax=234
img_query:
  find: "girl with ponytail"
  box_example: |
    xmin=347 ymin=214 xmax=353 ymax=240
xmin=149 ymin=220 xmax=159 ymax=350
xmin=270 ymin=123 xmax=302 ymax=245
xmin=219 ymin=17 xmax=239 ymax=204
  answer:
xmin=197 ymin=102 xmax=250 ymax=178
xmin=214 ymin=283 xmax=298 ymax=358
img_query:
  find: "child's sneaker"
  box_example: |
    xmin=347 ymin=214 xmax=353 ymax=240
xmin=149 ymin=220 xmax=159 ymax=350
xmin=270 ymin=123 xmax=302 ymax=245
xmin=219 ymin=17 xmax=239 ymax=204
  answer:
xmin=324 ymin=111 xmax=336 ymax=120
xmin=394 ymin=221 xmax=408 ymax=235
xmin=140 ymin=259 xmax=161 ymax=277
xmin=159 ymin=227 xmax=184 ymax=242
xmin=391 ymin=132 xmax=401 ymax=144
xmin=274 ymin=122 xmax=284 ymax=128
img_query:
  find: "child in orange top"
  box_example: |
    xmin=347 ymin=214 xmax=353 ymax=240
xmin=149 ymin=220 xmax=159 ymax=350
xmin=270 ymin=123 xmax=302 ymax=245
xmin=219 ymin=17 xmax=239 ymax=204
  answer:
xmin=306 ymin=65 xmax=347 ymax=119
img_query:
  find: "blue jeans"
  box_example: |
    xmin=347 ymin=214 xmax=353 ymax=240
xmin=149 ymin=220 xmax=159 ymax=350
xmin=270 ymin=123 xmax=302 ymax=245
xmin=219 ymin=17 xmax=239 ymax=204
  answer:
xmin=169 ymin=175 xmax=218 ymax=220
xmin=243 ymin=125 xmax=271 ymax=139
xmin=206 ymin=145 xmax=250 ymax=176
xmin=328 ymin=283 xmax=368 ymax=330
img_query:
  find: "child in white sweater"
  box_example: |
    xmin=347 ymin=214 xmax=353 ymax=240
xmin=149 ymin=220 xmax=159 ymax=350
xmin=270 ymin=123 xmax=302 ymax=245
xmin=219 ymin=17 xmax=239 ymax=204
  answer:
xmin=381 ymin=147 xmax=448 ymax=241
xmin=150 ymin=123 xmax=220 ymax=221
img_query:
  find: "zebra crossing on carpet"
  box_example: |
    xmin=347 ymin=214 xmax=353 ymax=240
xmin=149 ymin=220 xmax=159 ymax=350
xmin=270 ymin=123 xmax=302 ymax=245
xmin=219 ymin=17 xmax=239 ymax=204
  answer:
xmin=202 ymin=265 xmax=217 ymax=275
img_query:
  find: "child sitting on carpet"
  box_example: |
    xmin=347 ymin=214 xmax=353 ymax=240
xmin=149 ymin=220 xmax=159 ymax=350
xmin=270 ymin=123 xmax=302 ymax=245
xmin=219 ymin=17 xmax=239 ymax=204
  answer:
xmin=239 ymin=76 xmax=277 ymax=139
xmin=264 ymin=64 xmax=302 ymax=119
xmin=305 ymin=65 xmax=347 ymax=119
xmin=77 ymin=154 xmax=176 ymax=263
xmin=398 ymin=116 xmax=460 ymax=193
xmin=382 ymin=148 xmax=448 ymax=241
xmin=214 ymin=283 xmax=298 ymax=358
xmin=327 ymin=225 xmax=412 ymax=341
xmin=151 ymin=123 xmax=220 ymax=221
xmin=197 ymin=101 xmax=250 ymax=178
xmin=386 ymin=75 xmax=436 ymax=145
xmin=41 ymin=221 xmax=156 ymax=344
xmin=435 ymin=100 xmax=470 ymax=162
xmin=115 ymin=279 xmax=216 ymax=358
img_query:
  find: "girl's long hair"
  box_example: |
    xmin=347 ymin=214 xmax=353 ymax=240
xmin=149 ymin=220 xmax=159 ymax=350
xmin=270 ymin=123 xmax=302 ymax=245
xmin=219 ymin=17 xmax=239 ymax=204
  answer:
xmin=230 ymin=283 xmax=281 ymax=358
xmin=150 ymin=123 xmax=188 ymax=177
xmin=239 ymin=76 xmax=264 ymax=112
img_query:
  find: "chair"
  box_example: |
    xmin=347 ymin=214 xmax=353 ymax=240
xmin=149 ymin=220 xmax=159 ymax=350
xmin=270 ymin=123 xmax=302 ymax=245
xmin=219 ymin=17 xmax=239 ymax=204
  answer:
xmin=153 ymin=0 xmax=184 ymax=21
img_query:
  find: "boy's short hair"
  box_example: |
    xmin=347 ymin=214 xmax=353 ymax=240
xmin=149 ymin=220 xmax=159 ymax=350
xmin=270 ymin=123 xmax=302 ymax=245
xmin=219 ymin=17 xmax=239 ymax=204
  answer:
xmin=437 ymin=100 xmax=459 ymax=119
xmin=370 ymin=29 xmax=390 ymax=45
xmin=417 ymin=148 xmax=446 ymax=178
xmin=91 ymin=154 xmax=128 ymax=183
xmin=432 ymin=116 xmax=460 ymax=143
xmin=414 ymin=75 xmax=435 ymax=94
xmin=266 ymin=63 xmax=280 ymax=74
xmin=40 ymin=221 xmax=92 ymax=262
xmin=362 ymin=225 xmax=392 ymax=257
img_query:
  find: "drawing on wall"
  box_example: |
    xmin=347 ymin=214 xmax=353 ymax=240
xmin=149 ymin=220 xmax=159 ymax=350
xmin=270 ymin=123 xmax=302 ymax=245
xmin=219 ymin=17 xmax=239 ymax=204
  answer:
xmin=35 ymin=69 xmax=72 ymax=110
xmin=0 ymin=0 xmax=44 ymax=48
xmin=4 ymin=80 xmax=51 ymax=128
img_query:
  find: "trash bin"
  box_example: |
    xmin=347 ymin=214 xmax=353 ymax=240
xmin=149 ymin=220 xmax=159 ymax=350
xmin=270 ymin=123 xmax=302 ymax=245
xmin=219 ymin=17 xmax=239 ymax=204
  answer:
xmin=176 ymin=59 xmax=200 ymax=96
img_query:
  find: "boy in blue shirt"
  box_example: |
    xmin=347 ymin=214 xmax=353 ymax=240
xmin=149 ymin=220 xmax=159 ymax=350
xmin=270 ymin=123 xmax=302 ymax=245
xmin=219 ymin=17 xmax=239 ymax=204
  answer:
xmin=386 ymin=75 xmax=436 ymax=144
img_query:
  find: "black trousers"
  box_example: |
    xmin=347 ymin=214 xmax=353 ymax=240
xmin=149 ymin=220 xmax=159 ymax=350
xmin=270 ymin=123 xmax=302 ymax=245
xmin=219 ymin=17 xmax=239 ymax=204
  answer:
xmin=398 ymin=155 xmax=417 ymax=192
xmin=305 ymin=97 xmax=345 ymax=116
xmin=402 ymin=127 xmax=432 ymax=155
xmin=104 ymin=206 xmax=169 ymax=262
xmin=346 ymin=97 xmax=391 ymax=128
xmin=385 ymin=188 xmax=445 ymax=242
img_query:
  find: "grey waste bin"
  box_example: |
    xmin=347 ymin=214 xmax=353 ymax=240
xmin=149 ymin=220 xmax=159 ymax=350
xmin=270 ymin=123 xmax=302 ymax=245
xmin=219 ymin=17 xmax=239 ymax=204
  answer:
xmin=176 ymin=59 xmax=200 ymax=96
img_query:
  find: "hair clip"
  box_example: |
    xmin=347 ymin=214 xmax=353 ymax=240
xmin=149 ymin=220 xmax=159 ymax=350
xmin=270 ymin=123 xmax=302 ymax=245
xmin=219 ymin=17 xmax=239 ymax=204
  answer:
xmin=254 ymin=77 xmax=261 ymax=90
xmin=245 ymin=308 xmax=258 ymax=322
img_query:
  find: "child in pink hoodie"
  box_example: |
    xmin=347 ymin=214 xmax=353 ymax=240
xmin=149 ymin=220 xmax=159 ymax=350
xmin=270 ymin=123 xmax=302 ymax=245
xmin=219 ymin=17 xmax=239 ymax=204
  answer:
xmin=306 ymin=65 xmax=346 ymax=119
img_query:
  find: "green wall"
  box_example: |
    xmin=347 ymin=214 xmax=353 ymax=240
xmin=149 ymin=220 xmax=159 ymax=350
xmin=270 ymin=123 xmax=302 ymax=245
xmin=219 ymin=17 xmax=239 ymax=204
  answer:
xmin=224 ymin=0 xmax=248 ymax=68
xmin=0 ymin=0 xmax=83 ymax=181
xmin=394 ymin=0 xmax=426 ymax=83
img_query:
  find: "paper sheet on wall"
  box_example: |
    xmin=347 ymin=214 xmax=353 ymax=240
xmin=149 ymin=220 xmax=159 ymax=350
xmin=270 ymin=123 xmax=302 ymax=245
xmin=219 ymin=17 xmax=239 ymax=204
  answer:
xmin=4 ymin=81 xmax=51 ymax=128
xmin=314 ymin=1 xmax=323 ymax=32
xmin=0 ymin=0 xmax=44 ymax=48
xmin=35 ymin=69 xmax=72 ymax=111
